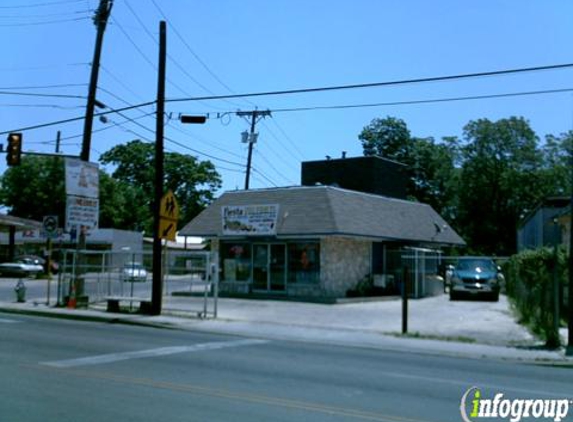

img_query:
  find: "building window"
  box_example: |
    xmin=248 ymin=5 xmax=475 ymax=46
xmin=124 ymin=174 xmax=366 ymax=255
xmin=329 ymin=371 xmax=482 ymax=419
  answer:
xmin=288 ymin=242 xmax=320 ymax=284
xmin=221 ymin=242 xmax=251 ymax=281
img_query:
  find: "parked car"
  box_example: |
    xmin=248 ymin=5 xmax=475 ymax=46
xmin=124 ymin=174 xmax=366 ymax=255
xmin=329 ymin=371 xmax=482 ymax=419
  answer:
xmin=0 ymin=258 xmax=44 ymax=277
xmin=121 ymin=262 xmax=147 ymax=283
xmin=449 ymin=257 xmax=503 ymax=301
xmin=16 ymin=255 xmax=59 ymax=274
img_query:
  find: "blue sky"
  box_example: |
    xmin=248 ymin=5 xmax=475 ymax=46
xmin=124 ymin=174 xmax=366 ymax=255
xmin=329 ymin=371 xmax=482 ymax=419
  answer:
xmin=1 ymin=0 xmax=572 ymax=193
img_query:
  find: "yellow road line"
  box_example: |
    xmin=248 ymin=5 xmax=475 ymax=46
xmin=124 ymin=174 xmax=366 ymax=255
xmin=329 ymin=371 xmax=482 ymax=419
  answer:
xmin=28 ymin=364 xmax=444 ymax=422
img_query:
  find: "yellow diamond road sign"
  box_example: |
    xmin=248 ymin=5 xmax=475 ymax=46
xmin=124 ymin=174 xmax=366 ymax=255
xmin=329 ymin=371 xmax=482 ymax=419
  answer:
xmin=159 ymin=218 xmax=177 ymax=241
xmin=160 ymin=190 xmax=179 ymax=221
xmin=159 ymin=191 xmax=179 ymax=241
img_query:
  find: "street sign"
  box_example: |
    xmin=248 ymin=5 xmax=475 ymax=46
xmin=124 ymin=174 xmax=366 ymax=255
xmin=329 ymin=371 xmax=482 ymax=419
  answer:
xmin=159 ymin=191 xmax=179 ymax=241
xmin=160 ymin=190 xmax=179 ymax=221
xmin=159 ymin=218 xmax=177 ymax=241
xmin=42 ymin=215 xmax=58 ymax=239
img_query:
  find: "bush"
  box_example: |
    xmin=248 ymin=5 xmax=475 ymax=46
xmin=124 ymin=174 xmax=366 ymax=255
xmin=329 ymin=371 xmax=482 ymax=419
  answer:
xmin=505 ymin=247 xmax=567 ymax=348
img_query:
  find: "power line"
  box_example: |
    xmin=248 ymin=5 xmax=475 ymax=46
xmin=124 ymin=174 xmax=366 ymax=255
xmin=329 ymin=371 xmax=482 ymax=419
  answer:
xmin=260 ymin=120 xmax=305 ymax=164
xmin=0 ymin=90 xmax=86 ymax=99
xmin=254 ymin=149 xmax=297 ymax=185
xmin=3 ymin=73 xmax=573 ymax=136
xmin=251 ymin=167 xmax=279 ymax=187
xmin=110 ymin=14 xmax=226 ymax=111
xmin=0 ymin=16 xmax=89 ymax=26
xmin=0 ymin=0 xmax=84 ymax=8
xmin=269 ymin=87 xmax=573 ymax=114
xmin=167 ymin=63 xmax=573 ymax=104
xmin=267 ymin=118 xmax=306 ymax=160
xmin=0 ymin=83 xmax=87 ymax=90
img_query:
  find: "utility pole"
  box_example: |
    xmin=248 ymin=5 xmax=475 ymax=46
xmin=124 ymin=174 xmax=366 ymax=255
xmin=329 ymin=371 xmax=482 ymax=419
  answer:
xmin=55 ymin=131 xmax=61 ymax=154
xmin=567 ymin=147 xmax=573 ymax=355
xmin=236 ymin=110 xmax=271 ymax=190
xmin=81 ymin=0 xmax=113 ymax=162
xmin=151 ymin=20 xmax=167 ymax=316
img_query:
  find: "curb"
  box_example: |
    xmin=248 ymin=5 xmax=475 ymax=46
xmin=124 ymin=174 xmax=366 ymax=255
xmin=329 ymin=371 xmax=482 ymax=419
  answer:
xmin=2 ymin=302 xmax=571 ymax=364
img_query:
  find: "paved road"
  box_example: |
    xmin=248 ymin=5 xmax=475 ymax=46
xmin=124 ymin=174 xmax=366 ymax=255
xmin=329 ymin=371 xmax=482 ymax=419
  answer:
xmin=1 ymin=315 xmax=570 ymax=422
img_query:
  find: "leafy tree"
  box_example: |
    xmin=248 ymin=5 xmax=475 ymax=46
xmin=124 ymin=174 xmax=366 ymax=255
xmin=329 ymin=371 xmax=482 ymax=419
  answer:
xmin=0 ymin=156 xmax=146 ymax=231
xmin=0 ymin=156 xmax=66 ymax=222
xmin=359 ymin=116 xmax=413 ymax=162
xmin=456 ymin=117 xmax=545 ymax=255
xmin=99 ymin=139 xmax=221 ymax=232
xmin=358 ymin=116 xmax=458 ymax=218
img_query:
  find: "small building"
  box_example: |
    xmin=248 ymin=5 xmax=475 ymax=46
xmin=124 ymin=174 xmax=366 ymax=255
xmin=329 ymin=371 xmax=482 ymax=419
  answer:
xmin=517 ymin=197 xmax=570 ymax=251
xmin=180 ymin=185 xmax=464 ymax=299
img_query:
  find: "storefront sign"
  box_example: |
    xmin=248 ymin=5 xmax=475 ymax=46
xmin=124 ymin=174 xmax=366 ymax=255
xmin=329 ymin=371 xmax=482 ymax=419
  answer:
xmin=222 ymin=204 xmax=279 ymax=236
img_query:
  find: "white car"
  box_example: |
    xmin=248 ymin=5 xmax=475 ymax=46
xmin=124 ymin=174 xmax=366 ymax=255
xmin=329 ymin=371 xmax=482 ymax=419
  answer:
xmin=0 ymin=259 xmax=44 ymax=277
xmin=121 ymin=262 xmax=147 ymax=282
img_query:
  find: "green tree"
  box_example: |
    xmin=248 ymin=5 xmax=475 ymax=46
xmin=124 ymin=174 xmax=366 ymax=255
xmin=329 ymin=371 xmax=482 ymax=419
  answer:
xmin=358 ymin=116 xmax=458 ymax=218
xmin=359 ymin=116 xmax=413 ymax=161
xmin=0 ymin=156 xmax=148 ymax=231
xmin=99 ymin=139 xmax=221 ymax=232
xmin=0 ymin=156 xmax=66 ymax=222
xmin=457 ymin=117 xmax=545 ymax=255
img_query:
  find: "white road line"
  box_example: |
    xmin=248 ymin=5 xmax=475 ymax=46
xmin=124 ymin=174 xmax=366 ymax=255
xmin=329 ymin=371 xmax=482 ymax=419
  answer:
xmin=0 ymin=318 xmax=21 ymax=323
xmin=41 ymin=339 xmax=269 ymax=368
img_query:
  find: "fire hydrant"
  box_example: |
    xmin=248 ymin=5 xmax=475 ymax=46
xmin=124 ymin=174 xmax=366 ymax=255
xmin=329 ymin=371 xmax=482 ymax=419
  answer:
xmin=14 ymin=280 xmax=26 ymax=303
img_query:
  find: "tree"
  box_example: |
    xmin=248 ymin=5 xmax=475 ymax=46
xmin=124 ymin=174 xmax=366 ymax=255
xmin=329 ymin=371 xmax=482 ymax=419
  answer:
xmin=456 ymin=117 xmax=545 ymax=255
xmin=358 ymin=116 xmax=458 ymax=217
xmin=0 ymin=156 xmax=66 ymax=222
xmin=99 ymin=140 xmax=221 ymax=233
xmin=359 ymin=116 xmax=412 ymax=161
xmin=0 ymin=156 xmax=148 ymax=231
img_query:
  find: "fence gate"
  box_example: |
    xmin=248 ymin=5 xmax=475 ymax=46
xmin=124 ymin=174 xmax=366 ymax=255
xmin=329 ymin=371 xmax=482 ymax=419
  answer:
xmin=57 ymin=249 xmax=218 ymax=318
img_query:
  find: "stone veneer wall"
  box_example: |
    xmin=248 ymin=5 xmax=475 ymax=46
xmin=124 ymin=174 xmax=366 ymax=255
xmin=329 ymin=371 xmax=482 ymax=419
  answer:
xmin=320 ymin=237 xmax=371 ymax=297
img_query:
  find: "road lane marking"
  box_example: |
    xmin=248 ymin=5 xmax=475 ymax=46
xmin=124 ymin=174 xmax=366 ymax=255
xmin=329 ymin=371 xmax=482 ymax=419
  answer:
xmin=41 ymin=339 xmax=268 ymax=368
xmin=32 ymin=366 xmax=439 ymax=422
xmin=0 ymin=318 xmax=21 ymax=323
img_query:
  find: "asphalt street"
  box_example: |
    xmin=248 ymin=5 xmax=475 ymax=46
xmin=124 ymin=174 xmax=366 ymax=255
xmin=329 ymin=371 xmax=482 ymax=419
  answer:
xmin=1 ymin=315 xmax=571 ymax=422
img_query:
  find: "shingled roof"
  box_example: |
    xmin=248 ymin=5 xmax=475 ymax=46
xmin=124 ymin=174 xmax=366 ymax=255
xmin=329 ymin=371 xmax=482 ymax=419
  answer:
xmin=180 ymin=186 xmax=465 ymax=246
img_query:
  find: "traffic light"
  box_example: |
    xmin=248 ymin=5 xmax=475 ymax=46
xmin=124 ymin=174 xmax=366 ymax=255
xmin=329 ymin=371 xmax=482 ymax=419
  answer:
xmin=6 ymin=133 xmax=22 ymax=166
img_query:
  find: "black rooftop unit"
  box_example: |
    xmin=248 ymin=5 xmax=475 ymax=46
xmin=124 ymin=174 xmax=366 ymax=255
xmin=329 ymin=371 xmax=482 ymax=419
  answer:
xmin=301 ymin=155 xmax=407 ymax=199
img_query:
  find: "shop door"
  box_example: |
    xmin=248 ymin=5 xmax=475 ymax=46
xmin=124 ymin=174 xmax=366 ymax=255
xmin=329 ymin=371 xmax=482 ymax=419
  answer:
xmin=252 ymin=244 xmax=286 ymax=292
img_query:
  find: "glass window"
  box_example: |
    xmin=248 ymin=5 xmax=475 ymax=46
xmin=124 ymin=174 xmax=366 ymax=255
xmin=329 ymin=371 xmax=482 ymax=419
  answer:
xmin=288 ymin=242 xmax=320 ymax=284
xmin=221 ymin=242 xmax=251 ymax=281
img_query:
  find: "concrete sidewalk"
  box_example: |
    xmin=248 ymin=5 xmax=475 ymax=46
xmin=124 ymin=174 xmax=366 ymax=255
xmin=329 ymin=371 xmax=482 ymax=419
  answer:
xmin=1 ymin=293 xmax=571 ymax=363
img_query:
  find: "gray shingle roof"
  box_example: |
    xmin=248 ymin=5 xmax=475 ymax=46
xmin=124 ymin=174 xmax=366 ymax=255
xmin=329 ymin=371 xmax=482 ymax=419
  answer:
xmin=180 ymin=186 xmax=465 ymax=246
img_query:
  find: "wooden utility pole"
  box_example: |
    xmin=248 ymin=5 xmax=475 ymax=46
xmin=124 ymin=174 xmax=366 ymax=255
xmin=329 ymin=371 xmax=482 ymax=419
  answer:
xmin=236 ymin=110 xmax=271 ymax=190
xmin=72 ymin=0 xmax=112 ymax=307
xmin=567 ymin=148 xmax=573 ymax=355
xmin=151 ymin=21 xmax=167 ymax=316
xmin=81 ymin=0 xmax=113 ymax=162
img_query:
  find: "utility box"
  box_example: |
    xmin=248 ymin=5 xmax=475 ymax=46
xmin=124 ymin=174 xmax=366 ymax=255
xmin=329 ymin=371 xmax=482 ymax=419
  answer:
xmin=301 ymin=155 xmax=407 ymax=199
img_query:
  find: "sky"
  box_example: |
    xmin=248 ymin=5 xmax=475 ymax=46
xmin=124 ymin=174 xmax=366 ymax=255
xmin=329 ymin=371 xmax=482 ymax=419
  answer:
xmin=1 ymin=0 xmax=573 ymax=194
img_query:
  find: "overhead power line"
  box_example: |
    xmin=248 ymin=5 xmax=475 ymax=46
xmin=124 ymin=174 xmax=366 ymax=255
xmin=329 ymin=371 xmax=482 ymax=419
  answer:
xmin=167 ymin=63 xmax=573 ymax=104
xmin=0 ymin=0 xmax=84 ymax=8
xmin=269 ymin=87 xmax=573 ymax=114
xmin=0 ymin=90 xmax=86 ymax=99
xmin=2 ymin=64 xmax=573 ymax=135
xmin=0 ymin=83 xmax=87 ymax=90
xmin=0 ymin=16 xmax=89 ymax=26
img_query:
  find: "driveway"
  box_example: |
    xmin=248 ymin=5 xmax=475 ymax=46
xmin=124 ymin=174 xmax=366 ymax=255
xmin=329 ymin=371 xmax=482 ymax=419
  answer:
xmin=163 ymin=293 xmax=537 ymax=347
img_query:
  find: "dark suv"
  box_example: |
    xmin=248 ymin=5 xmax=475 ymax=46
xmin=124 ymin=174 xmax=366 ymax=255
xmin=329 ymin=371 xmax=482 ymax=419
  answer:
xmin=449 ymin=257 xmax=503 ymax=301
